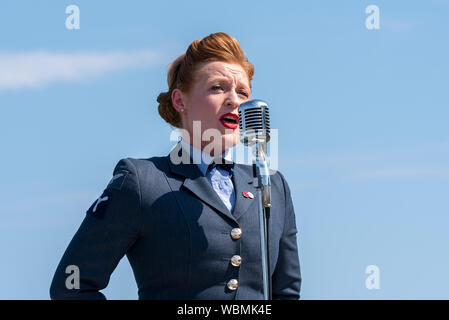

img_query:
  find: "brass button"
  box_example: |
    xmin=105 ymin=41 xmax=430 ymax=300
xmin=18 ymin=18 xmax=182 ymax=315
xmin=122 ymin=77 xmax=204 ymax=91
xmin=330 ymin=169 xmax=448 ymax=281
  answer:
xmin=231 ymin=228 xmax=242 ymax=239
xmin=227 ymin=279 xmax=238 ymax=290
xmin=231 ymin=255 xmax=242 ymax=267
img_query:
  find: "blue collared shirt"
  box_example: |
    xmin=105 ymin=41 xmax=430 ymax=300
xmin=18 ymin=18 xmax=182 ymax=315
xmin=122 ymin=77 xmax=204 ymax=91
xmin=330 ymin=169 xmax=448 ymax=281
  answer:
xmin=180 ymin=139 xmax=235 ymax=213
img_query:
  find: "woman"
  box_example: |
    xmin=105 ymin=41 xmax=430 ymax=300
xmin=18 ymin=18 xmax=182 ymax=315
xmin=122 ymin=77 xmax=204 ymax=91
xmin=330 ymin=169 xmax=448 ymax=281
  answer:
xmin=50 ymin=32 xmax=301 ymax=300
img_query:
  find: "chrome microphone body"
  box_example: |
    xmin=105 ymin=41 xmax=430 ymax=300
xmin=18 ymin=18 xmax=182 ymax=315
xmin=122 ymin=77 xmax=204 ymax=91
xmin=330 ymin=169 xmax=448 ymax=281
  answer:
xmin=238 ymin=99 xmax=272 ymax=300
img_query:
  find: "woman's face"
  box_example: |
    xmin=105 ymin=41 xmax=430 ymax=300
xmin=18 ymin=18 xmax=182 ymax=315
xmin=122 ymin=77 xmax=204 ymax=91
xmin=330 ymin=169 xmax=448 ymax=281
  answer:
xmin=172 ymin=61 xmax=251 ymax=156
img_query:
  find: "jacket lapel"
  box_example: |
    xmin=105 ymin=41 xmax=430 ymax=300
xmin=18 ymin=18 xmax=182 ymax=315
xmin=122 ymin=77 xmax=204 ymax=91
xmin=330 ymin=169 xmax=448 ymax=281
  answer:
xmin=167 ymin=142 xmax=235 ymax=222
xmin=231 ymin=164 xmax=259 ymax=220
xmin=167 ymin=142 xmax=260 ymax=222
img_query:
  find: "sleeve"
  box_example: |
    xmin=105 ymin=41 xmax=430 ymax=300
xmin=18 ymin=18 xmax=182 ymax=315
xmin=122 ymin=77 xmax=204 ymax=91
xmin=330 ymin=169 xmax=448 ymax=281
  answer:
xmin=49 ymin=158 xmax=142 ymax=300
xmin=271 ymin=171 xmax=302 ymax=300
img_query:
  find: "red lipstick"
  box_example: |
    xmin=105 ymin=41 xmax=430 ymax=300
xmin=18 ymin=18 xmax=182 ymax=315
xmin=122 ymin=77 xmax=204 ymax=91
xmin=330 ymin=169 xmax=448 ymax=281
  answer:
xmin=219 ymin=112 xmax=239 ymax=130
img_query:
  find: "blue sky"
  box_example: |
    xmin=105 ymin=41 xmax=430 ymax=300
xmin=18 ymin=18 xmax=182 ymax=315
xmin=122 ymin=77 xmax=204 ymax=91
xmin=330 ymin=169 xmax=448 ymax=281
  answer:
xmin=0 ymin=0 xmax=448 ymax=299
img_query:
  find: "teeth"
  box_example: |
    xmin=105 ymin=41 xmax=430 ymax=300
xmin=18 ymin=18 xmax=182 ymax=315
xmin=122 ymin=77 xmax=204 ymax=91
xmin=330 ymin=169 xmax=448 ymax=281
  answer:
xmin=222 ymin=116 xmax=237 ymax=121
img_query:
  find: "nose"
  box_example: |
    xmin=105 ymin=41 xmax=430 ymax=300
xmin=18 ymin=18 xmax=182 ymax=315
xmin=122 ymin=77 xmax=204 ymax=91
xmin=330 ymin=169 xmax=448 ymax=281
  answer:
xmin=224 ymin=90 xmax=241 ymax=110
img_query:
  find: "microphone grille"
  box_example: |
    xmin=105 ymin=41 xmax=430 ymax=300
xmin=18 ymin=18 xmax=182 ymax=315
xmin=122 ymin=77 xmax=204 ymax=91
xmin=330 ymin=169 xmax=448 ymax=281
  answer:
xmin=238 ymin=99 xmax=270 ymax=145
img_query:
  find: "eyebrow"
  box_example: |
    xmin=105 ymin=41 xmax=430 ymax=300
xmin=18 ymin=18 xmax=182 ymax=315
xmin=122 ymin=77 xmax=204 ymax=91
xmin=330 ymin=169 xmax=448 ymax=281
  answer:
xmin=207 ymin=76 xmax=251 ymax=91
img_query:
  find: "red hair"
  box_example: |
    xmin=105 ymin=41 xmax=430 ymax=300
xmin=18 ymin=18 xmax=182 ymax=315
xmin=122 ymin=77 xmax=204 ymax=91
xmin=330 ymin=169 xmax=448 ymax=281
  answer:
xmin=157 ymin=32 xmax=254 ymax=128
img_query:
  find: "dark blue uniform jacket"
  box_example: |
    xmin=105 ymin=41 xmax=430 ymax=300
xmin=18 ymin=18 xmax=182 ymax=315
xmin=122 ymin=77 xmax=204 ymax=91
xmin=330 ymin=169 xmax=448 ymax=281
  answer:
xmin=50 ymin=143 xmax=301 ymax=299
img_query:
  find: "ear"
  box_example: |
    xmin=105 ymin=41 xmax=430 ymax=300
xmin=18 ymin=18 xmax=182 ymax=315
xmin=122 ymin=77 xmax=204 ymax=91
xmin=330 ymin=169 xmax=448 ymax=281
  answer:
xmin=171 ymin=89 xmax=186 ymax=113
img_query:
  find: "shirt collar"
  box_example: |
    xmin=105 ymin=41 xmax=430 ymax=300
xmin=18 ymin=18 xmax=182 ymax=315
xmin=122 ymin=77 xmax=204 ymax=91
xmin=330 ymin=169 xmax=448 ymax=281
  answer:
xmin=179 ymin=138 xmax=234 ymax=176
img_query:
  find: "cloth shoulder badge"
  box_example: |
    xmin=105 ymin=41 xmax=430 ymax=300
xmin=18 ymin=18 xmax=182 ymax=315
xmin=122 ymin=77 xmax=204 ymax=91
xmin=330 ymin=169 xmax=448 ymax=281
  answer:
xmin=86 ymin=170 xmax=129 ymax=218
xmin=86 ymin=190 xmax=109 ymax=218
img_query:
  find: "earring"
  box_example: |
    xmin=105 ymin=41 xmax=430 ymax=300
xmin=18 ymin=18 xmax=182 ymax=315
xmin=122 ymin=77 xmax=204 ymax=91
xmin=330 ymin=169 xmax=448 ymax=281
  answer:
xmin=180 ymin=108 xmax=184 ymax=112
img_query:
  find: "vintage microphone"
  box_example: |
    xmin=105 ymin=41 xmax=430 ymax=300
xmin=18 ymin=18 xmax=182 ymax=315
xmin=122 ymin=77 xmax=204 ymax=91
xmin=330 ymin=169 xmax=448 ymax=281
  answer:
xmin=238 ymin=99 xmax=272 ymax=300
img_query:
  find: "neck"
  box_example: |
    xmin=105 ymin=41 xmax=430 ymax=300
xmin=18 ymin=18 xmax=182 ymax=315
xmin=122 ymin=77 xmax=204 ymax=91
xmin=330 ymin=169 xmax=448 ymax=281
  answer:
xmin=180 ymin=134 xmax=226 ymax=158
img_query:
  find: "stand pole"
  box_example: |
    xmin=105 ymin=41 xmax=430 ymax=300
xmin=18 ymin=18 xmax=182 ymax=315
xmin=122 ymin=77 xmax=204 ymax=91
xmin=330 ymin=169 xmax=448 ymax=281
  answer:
xmin=253 ymin=152 xmax=272 ymax=300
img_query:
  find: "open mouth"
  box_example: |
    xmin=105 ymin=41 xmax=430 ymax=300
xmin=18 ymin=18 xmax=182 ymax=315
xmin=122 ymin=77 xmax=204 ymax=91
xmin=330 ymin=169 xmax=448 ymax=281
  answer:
xmin=219 ymin=113 xmax=239 ymax=130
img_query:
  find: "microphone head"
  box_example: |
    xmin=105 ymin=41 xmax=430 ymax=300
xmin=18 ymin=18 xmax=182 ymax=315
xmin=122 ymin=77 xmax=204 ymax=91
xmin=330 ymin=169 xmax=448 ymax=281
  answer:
xmin=238 ymin=99 xmax=270 ymax=146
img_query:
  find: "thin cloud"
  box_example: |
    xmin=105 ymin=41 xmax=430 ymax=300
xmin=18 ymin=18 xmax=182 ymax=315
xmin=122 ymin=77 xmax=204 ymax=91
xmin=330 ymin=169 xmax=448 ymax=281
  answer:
xmin=0 ymin=50 xmax=160 ymax=90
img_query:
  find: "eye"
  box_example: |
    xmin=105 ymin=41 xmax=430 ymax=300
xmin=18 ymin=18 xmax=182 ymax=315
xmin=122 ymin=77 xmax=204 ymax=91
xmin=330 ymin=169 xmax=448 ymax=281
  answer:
xmin=238 ymin=90 xmax=249 ymax=98
xmin=211 ymin=85 xmax=223 ymax=91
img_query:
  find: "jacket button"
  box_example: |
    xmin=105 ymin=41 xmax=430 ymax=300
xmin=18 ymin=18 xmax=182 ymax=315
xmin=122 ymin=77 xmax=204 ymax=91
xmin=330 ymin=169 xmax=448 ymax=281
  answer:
xmin=231 ymin=255 xmax=242 ymax=267
xmin=231 ymin=228 xmax=242 ymax=239
xmin=227 ymin=279 xmax=239 ymax=290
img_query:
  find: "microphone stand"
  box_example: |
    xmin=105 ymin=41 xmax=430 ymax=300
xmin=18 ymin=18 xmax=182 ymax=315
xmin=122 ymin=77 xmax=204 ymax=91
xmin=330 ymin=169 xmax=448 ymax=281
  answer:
xmin=251 ymin=138 xmax=272 ymax=300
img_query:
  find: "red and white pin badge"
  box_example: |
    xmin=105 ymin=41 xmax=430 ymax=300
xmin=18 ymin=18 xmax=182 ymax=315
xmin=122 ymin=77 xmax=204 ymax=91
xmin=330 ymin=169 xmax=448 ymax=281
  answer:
xmin=242 ymin=191 xmax=254 ymax=199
